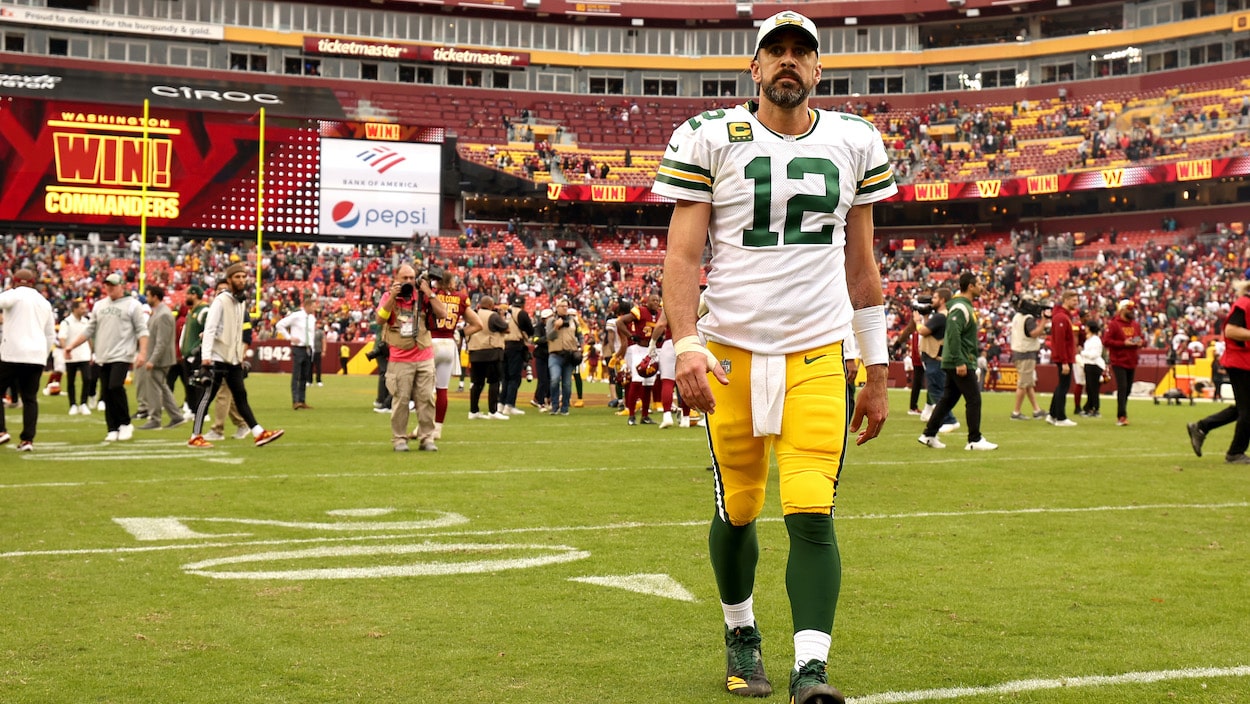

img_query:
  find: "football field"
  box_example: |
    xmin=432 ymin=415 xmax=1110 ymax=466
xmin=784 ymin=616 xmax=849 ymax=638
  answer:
xmin=2 ymin=373 xmax=1248 ymax=703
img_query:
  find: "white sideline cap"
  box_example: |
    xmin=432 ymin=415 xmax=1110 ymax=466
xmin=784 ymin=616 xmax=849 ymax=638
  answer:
xmin=755 ymin=10 xmax=819 ymax=55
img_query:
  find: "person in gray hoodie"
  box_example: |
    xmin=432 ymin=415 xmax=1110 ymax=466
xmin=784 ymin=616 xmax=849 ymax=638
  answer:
xmin=65 ymin=272 xmax=148 ymax=442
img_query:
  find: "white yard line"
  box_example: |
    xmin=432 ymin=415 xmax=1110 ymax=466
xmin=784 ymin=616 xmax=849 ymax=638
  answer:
xmin=2 ymin=502 xmax=1244 ymax=559
xmin=848 ymin=665 xmax=1250 ymax=703
xmin=0 ymin=451 xmax=1201 ymax=490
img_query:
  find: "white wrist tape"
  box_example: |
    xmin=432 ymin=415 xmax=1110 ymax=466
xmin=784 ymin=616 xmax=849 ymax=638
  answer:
xmin=852 ymin=305 xmax=889 ymax=367
xmin=674 ymin=335 xmax=720 ymax=371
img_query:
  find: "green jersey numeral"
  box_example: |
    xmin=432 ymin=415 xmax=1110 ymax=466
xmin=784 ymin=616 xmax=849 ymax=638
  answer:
xmin=686 ymin=109 xmax=727 ymax=132
xmin=742 ymin=156 xmax=841 ymax=247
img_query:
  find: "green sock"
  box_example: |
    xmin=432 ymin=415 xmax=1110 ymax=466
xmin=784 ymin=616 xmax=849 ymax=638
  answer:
xmin=784 ymin=513 xmax=840 ymax=634
xmin=709 ymin=515 xmax=759 ymax=606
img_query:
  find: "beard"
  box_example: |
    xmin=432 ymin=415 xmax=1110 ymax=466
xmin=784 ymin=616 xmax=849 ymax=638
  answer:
xmin=762 ymin=75 xmax=810 ymax=109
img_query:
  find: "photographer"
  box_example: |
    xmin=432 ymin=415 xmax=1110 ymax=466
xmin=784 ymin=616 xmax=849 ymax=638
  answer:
xmin=1009 ymin=295 xmax=1049 ymax=420
xmin=1046 ymin=290 xmax=1079 ymax=426
xmin=500 ymin=293 xmax=534 ymax=416
xmin=913 ymin=287 xmax=958 ymax=432
xmin=377 ymin=264 xmax=447 ymax=452
xmin=546 ymin=298 xmax=583 ymax=416
xmin=466 ymin=295 xmax=511 ymax=420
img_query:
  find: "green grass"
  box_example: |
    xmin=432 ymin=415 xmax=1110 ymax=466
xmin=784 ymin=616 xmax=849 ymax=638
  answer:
xmin=2 ymin=374 xmax=1249 ymax=703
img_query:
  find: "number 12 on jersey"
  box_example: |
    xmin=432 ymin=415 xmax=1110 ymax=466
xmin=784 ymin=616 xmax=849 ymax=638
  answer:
xmin=742 ymin=155 xmax=842 ymax=248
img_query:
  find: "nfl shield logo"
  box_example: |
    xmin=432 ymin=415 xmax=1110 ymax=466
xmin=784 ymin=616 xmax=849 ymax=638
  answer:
xmin=720 ymin=359 xmax=732 ymax=374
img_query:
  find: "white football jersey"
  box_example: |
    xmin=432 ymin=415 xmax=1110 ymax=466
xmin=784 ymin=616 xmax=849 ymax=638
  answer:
xmin=653 ymin=101 xmax=896 ymax=355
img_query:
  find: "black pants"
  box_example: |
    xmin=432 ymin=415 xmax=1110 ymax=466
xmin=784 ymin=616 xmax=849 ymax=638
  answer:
xmin=908 ymin=364 xmax=925 ymax=411
xmin=166 ymin=361 xmax=190 ymax=405
xmin=0 ymin=361 xmax=42 ymax=442
xmin=1113 ymin=366 xmax=1135 ymax=419
xmin=100 ymin=362 xmax=132 ymax=432
xmin=1049 ymin=367 xmax=1072 ymax=420
xmin=532 ymin=350 xmax=550 ymax=405
xmin=83 ymin=362 xmax=100 ymax=400
xmin=502 ymin=343 xmax=527 ymax=408
xmin=375 ymin=355 xmax=392 ymax=408
xmin=922 ymin=369 xmax=984 ymax=443
xmin=311 ymin=353 xmax=323 ymax=383
xmin=65 ymin=361 xmax=92 ymax=406
xmin=181 ymin=358 xmax=204 ymax=413
xmin=469 ymin=355 xmax=502 ymax=414
xmin=1082 ymin=364 xmax=1102 ymax=414
xmin=290 ymin=347 xmax=311 ymax=404
xmin=192 ymin=363 xmax=259 ymax=436
xmin=1202 ymin=366 xmax=1250 ymax=457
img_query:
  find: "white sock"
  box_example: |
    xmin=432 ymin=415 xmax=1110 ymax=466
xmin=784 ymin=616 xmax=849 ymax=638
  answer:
xmin=251 ymin=424 xmax=264 ymax=435
xmin=793 ymin=629 xmax=832 ymax=670
xmin=721 ymin=595 xmax=755 ymax=629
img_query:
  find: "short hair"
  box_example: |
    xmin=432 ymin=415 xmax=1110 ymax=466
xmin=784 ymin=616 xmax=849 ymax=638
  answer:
xmin=147 ymin=285 xmax=165 ymax=300
xmin=934 ymin=287 xmax=953 ymax=304
xmin=958 ymin=271 xmax=978 ymax=292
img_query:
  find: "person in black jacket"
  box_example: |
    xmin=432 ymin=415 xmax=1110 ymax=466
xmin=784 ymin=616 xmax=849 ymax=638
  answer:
xmin=499 ymin=294 xmax=534 ymax=415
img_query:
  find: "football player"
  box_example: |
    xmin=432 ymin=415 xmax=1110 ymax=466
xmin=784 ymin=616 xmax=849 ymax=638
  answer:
xmin=655 ymin=10 xmax=893 ymax=703
xmin=430 ymin=270 xmax=482 ymax=440
xmin=616 ymin=292 xmax=661 ymax=426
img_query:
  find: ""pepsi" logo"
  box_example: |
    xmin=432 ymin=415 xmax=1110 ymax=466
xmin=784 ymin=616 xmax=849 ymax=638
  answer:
xmin=331 ymin=201 xmax=360 ymax=228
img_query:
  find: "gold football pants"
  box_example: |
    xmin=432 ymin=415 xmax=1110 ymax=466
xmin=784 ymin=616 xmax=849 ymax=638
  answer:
xmin=706 ymin=340 xmax=848 ymax=525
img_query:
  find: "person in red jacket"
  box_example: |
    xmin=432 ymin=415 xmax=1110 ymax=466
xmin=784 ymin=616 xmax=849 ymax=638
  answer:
xmin=1188 ymin=280 xmax=1250 ymax=463
xmin=1103 ymin=299 xmax=1144 ymax=426
xmin=1047 ymin=290 xmax=1079 ymax=426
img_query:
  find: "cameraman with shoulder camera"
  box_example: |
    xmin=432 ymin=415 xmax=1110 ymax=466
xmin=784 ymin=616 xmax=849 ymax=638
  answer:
xmin=377 ymin=264 xmax=447 ymax=452
xmin=546 ymin=298 xmax=583 ymax=416
xmin=913 ymin=287 xmax=959 ymax=432
xmin=1010 ymin=294 xmax=1050 ymax=420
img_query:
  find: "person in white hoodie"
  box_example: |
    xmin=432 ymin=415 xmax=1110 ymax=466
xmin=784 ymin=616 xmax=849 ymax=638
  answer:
xmin=1077 ymin=318 xmax=1107 ymax=417
xmin=0 ymin=269 xmax=57 ymax=451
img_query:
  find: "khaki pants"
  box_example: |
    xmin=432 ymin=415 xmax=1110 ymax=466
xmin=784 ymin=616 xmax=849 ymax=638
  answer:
xmin=212 ymin=383 xmax=247 ymax=434
xmin=387 ymin=359 xmax=435 ymax=446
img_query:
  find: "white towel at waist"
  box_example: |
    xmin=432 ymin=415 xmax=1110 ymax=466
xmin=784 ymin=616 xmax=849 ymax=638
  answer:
xmin=750 ymin=353 xmax=786 ymax=437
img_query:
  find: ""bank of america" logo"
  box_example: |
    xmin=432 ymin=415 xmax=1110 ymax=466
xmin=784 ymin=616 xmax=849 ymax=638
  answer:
xmin=355 ymin=146 xmax=406 ymax=174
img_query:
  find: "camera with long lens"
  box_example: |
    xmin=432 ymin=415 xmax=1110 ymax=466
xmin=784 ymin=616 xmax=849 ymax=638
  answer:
xmin=1011 ymin=294 xmax=1051 ymax=318
xmin=365 ymin=341 xmax=390 ymax=361
xmin=910 ymin=295 xmax=934 ymax=316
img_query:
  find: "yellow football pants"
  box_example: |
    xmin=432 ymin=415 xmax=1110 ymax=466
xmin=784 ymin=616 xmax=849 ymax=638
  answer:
xmin=706 ymin=340 xmax=848 ymax=525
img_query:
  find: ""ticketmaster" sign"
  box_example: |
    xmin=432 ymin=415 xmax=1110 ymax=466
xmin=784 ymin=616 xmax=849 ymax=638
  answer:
xmin=304 ymin=36 xmax=529 ymax=67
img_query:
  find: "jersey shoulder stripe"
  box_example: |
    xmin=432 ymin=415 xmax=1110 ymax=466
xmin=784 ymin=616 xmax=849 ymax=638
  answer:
xmin=656 ymin=158 xmax=713 ymax=192
xmin=858 ymin=162 xmax=895 ymax=195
